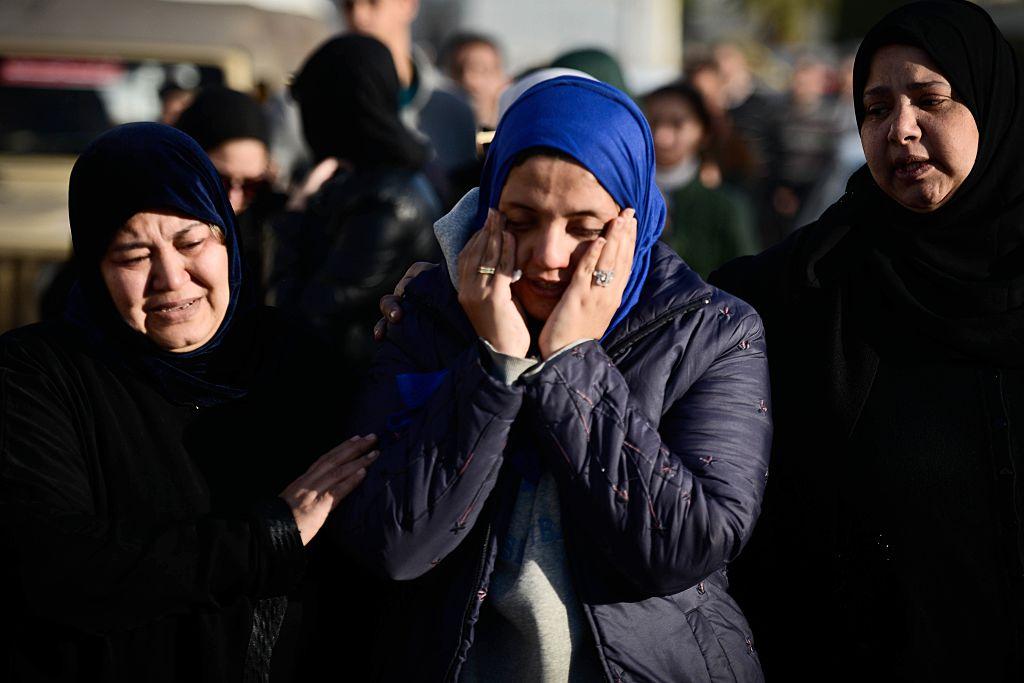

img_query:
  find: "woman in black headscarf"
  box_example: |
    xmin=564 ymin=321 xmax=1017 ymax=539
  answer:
xmin=0 ymin=123 xmax=378 ymax=681
xmin=269 ymin=34 xmax=442 ymax=369
xmin=710 ymin=1 xmax=1024 ymax=679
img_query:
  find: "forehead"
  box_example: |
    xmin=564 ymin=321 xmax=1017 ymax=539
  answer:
xmin=499 ymin=155 xmax=617 ymax=213
xmin=207 ymin=139 xmax=268 ymax=176
xmin=457 ymin=42 xmax=499 ymax=62
xmin=115 ymin=211 xmax=206 ymax=240
xmin=865 ymin=44 xmax=950 ymax=90
xmin=645 ymin=92 xmax=697 ymax=119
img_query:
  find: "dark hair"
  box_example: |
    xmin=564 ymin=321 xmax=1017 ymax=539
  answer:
xmin=439 ymin=32 xmax=503 ymax=76
xmin=642 ymin=80 xmax=713 ymax=133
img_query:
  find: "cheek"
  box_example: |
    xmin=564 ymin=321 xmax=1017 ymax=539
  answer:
xmin=100 ymin=266 xmax=146 ymax=316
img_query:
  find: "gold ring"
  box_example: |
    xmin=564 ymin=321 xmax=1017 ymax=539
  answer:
xmin=477 ymin=266 xmax=497 ymax=275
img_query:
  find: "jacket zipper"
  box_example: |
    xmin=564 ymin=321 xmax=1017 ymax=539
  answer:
xmin=605 ymin=292 xmax=713 ymax=361
xmin=444 ymin=523 xmax=492 ymax=682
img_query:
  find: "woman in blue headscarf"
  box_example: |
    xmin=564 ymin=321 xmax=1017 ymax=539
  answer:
xmin=338 ymin=76 xmax=772 ymax=682
xmin=0 ymin=123 xmax=379 ymax=681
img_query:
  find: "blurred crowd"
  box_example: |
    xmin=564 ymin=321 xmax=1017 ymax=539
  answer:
xmin=67 ymin=0 xmax=865 ymax=355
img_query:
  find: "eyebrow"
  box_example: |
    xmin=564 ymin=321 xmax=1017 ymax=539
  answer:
xmin=863 ymin=81 xmax=950 ymax=99
xmin=109 ymin=221 xmax=205 ymax=252
xmin=502 ymin=202 xmax=608 ymax=220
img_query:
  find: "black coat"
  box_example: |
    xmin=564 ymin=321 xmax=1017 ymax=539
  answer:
xmin=338 ymin=243 xmax=772 ymax=682
xmin=269 ymin=167 xmax=442 ymax=367
xmin=0 ymin=309 xmax=366 ymax=682
xmin=711 ymin=206 xmax=1024 ymax=681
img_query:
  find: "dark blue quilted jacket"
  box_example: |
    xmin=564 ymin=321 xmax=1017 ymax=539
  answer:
xmin=337 ymin=242 xmax=772 ymax=682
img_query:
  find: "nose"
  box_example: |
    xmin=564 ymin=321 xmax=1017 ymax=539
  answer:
xmin=149 ymin=248 xmax=189 ymax=293
xmin=228 ymin=186 xmax=245 ymax=213
xmin=888 ymin=100 xmax=921 ymax=145
xmin=652 ymin=125 xmax=674 ymax=152
xmin=346 ymin=1 xmax=372 ymax=30
xmin=526 ymin=224 xmax=574 ymax=274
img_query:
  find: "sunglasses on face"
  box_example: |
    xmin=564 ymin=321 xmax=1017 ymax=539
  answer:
xmin=219 ymin=173 xmax=269 ymax=202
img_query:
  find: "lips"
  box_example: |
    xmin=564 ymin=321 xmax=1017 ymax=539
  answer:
xmin=893 ymin=157 xmax=933 ymax=181
xmin=523 ymin=278 xmax=567 ymax=300
xmin=145 ymin=297 xmax=202 ymax=321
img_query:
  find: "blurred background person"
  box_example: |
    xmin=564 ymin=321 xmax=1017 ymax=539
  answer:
xmin=712 ymin=40 xmax=781 ymax=178
xmin=176 ymin=85 xmax=286 ymax=299
xmin=550 ymin=46 xmax=631 ymax=96
xmin=270 ymin=34 xmax=442 ymax=373
xmin=685 ymin=56 xmax=760 ymax=194
xmin=340 ymin=0 xmax=477 ymax=204
xmin=795 ymin=50 xmax=866 ymax=226
xmin=440 ymin=31 xmax=509 ymax=132
xmin=762 ymin=51 xmax=844 ymax=243
xmin=644 ymin=80 xmax=758 ymax=278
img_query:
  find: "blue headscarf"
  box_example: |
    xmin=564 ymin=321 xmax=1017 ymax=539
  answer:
xmin=66 ymin=122 xmax=251 ymax=406
xmin=474 ymin=75 xmax=666 ymax=334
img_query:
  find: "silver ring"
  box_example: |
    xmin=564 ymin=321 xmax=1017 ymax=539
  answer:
xmin=477 ymin=266 xmax=497 ymax=276
xmin=593 ymin=269 xmax=614 ymax=287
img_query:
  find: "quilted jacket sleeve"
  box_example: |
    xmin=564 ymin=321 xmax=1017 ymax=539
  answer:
xmin=522 ymin=299 xmax=772 ymax=595
xmin=333 ymin=294 xmax=524 ymax=581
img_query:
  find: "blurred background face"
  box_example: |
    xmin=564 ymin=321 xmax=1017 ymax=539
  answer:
xmin=451 ymin=42 xmax=504 ymax=96
xmin=206 ymin=138 xmax=269 ymax=214
xmin=646 ymin=93 xmax=706 ymax=168
xmin=498 ymin=155 xmax=619 ymax=321
xmin=791 ymin=58 xmax=830 ymax=105
xmin=860 ymin=44 xmax=979 ymax=213
xmin=342 ymin=0 xmax=417 ymax=47
xmin=688 ymin=65 xmax=727 ymax=115
xmin=100 ymin=211 xmax=230 ymax=352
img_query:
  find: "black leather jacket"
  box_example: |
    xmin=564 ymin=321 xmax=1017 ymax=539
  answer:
xmin=270 ymin=166 xmax=442 ymax=366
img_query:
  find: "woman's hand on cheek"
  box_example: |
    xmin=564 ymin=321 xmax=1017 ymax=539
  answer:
xmin=457 ymin=209 xmax=531 ymax=358
xmin=538 ymin=208 xmax=636 ymax=359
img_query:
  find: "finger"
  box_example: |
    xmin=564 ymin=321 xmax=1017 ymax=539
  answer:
xmin=326 ymin=467 xmax=368 ymax=509
xmin=319 ymin=448 xmax=379 ymax=493
xmin=494 ymin=229 xmax=517 ymax=283
xmin=380 ymin=295 xmax=403 ymax=323
xmin=478 ymin=210 xmax=502 ymax=273
xmin=373 ymin=317 xmax=387 ymax=342
xmin=619 ymin=210 xmax=637 ymax=279
xmin=457 ymin=229 xmax=486 ymax=285
xmin=595 ymin=216 xmax=623 ymax=275
xmin=572 ymin=237 xmax=607 ymax=287
xmin=310 ymin=447 xmax=379 ymax=492
xmin=322 ymin=434 xmax=378 ymax=467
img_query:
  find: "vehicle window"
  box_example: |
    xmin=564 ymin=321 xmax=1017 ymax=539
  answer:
xmin=0 ymin=55 xmax=226 ymax=155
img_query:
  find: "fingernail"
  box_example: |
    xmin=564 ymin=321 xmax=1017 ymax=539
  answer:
xmin=511 ymin=269 xmax=522 ymax=283
xmin=366 ymin=450 xmax=379 ymax=460
xmin=364 ymin=433 xmax=378 ymax=441
xmin=350 ymin=434 xmax=363 ymax=441
xmin=388 ymin=309 xmax=399 ymax=321
xmin=356 ymin=468 xmax=367 ymax=476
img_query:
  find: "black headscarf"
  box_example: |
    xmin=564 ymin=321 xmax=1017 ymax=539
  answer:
xmin=844 ymin=0 xmax=1024 ymax=365
xmin=66 ymin=122 xmax=256 ymax=406
xmin=290 ymin=34 xmax=427 ymax=169
xmin=176 ymin=85 xmax=270 ymax=151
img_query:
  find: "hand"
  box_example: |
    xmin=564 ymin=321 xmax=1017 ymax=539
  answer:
xmin=373 ymin=262 xmax=439 ymax=342
xmin=538 ymin=208 xmax=637 ymax=359
xmin=279 ymin=434 xmax=379 ymax=545
xmin=457 ymin=209 xmax=530 ymax=357
xmin=286 ymin=157 xmax=342 ymax=212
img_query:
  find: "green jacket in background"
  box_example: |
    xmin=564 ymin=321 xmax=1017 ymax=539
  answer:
xmin=660 ymin=178 xmax=760 ymax=279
